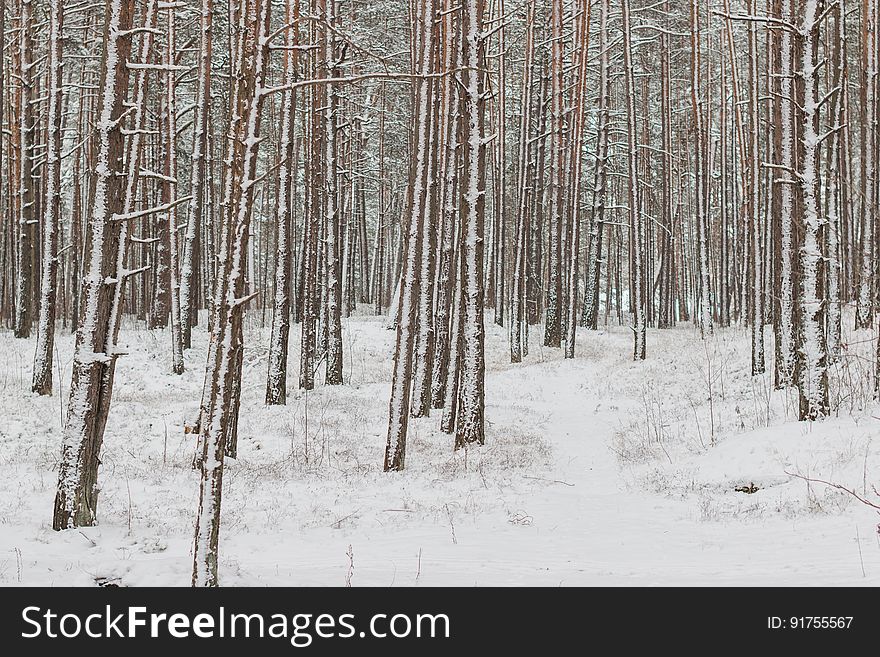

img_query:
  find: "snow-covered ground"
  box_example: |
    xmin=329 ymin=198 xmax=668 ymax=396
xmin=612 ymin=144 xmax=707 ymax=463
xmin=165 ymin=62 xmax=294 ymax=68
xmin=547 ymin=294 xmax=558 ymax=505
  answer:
xmin=1 ymin=312 xmax=878 ymax=586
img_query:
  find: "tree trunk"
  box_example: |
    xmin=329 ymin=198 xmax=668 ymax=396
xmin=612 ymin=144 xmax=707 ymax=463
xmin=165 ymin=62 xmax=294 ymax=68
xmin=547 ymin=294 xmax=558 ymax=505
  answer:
xmin=266 ymin=0 xmax=300 ymax=406
xmin=384 ymin=0 xmax=436 ymax=470
xmin=180 ymin=0 xmax=214 ymax=349
xmin=13 ymin=0 xmax=37 ymax=339
xmin=622 ymin=0 xmax=645 ymax=360
xmin=32 ymin=0 xmax=64 ymax=395
xmin=796 ymin=0 xmax=829 ymax=420
xmin=53 ymin=0 xmax=136 ymax=530
xmin=454 ymin=0 xmax=487 ymax=448
xmin=192 ymin=0 xmax=271 ymax=586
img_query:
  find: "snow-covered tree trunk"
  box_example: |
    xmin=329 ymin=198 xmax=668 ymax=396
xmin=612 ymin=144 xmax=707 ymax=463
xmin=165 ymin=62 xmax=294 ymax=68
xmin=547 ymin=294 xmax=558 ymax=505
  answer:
xmin=0 ymin=6 xmax=4 ymax=306
xmin=773 ymin=0 xmax=796 ymax=386
xmin=373 ymin=81 xmax=388 ymax=316
xmin=543 ymin=0 xmax=565 ymax=349
xmin=192 ymin=0 xmax=271 ymax=586
xmin=0 ymin=4 xmax=4 ymax=324
xmin=431 ymin=0 xmax=462 ymax=401
xmin=180 ymin=0 xmax=213 ymax=349
xmin=454 ymin=0 xmax=486 ymax=448
xmin=563 ymin=0 xmax=591 ymax=359
xmin=53 ymin=0 xmax=136 ymax=530
xmin=356 ymin=147 xmax=371 ymax=305
xmin=13 ymin=0 xmax=36 ymax=340
xmin=266 ymin=0 xmax=299 ymax=406
xmin=384 ymin=0 xmax=436 ymax=470
xmin=151 ymin=193 xmax=172 ymax=329
xmin=721 ymin=0 xmax=750 ymax=325
xmin=747 ymin=0 xmax=764 ymax=374
xmin=657 ymin=2 xmax=675 ymax=329
xmin=872 ymin=0 xmax=880 ymax=388
xmin=299 ymin=0 xmax=324 ymax=391
xmin=690 ymin=0 xmax=713 ymax=339
xmin=827 ymin=0 xmax=846 ymax=362
xmin=509 ymin=0 xmax=536 ymax=362
xmin=107 ymin=0 xmax=158 ymax=354
xmin=411 ymin=35 xmax=440 ymax=417
xmin=325 ymin=0 xmax=344 ymax=386
xmin=856 ymin=0 xmax=876 ymax=329
xmin=526 ymin=67 xmax=549 ymax=328
xmin=32 ymin=0 xmax=64 ymax=395
xmin=582 ymin=0 xmax=611 ymax=332
xmin=622 ymin=0 xmax=645 ymax=361
xmin=195 ymin=0 xmax=250 ymax=462
xmin=441 ymin=242 xmax=464 ymax=434
xmin=796 ymin=0 xmax=829 ymax=420
xmin=164 ymin=4 xmax=185 ymax=375
xmin=490 ymin=0 xmax=506 ymax=329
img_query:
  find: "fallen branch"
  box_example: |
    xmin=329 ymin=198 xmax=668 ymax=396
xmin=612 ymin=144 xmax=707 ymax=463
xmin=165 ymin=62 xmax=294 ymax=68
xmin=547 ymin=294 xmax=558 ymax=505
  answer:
xmin=784 ymin=470 xmax=880 ymax=511
xmin=523 ymin=475 xmax=575 ymax=487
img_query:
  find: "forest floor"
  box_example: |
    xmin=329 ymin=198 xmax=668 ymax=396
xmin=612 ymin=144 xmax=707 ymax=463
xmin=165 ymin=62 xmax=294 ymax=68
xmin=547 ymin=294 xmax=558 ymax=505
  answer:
xmin=1 ymin=311 xmax=879 ymax=586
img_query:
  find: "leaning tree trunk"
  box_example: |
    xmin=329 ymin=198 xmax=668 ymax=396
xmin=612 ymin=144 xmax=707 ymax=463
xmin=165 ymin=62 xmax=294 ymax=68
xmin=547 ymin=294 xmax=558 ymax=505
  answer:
xmin=53 ymin=0 xmax=136 ymax=530
xmin=192 ymin=0 xmax=271 ymax=586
